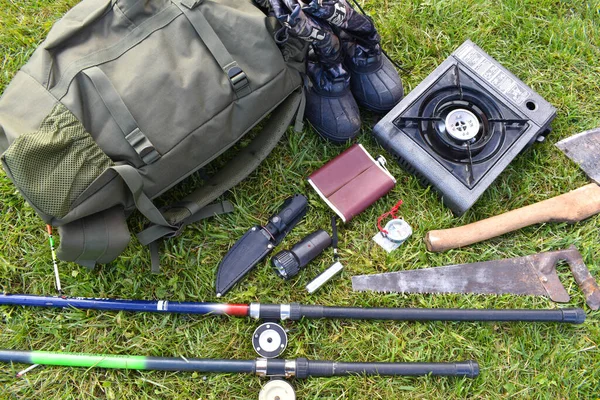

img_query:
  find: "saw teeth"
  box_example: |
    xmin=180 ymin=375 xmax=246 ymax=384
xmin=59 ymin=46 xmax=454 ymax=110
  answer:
xmin=356 ymin=289 xmax=545 ymax=298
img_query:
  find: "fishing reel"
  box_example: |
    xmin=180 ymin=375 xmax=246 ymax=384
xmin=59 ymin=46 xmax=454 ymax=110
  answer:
xmin=252 ymin=322 xmax=296 ymax=400
xmin=259 ymin=379 xmax=296 ymax=400
xmin=253 ymin=323 xmax=288 ymax=359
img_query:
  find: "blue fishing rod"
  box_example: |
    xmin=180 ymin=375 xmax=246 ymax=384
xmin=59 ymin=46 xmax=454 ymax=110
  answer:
xmin=0 ymin=293 xmax=585 ymax=323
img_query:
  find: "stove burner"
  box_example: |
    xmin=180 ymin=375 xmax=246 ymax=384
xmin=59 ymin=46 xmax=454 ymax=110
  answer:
xmin=415 ymin=86 xmax=507 ymax=164
xmin=445 ymin=109 xmax=479 ymax=141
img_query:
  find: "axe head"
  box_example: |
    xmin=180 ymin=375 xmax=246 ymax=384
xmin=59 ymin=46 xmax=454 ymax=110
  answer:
xmin=556 ymin=128 xmax=600 ymax=185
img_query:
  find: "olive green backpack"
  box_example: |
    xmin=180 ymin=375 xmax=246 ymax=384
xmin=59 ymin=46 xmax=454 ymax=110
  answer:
xmin=0 ymin=0 xmax=306 ymax=271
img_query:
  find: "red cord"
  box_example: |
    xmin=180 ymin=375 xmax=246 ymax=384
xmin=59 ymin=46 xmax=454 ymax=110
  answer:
xmin=377 ymin=200 xmax=403 ymax=234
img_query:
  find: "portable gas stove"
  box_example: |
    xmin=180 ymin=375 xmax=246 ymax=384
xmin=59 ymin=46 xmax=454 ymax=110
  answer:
xmin=373 ymin=40 xmax=556 ymax=215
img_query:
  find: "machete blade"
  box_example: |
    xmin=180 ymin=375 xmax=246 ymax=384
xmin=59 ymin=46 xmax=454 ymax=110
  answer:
xmin=216 ymin=226 xmax=273 ymax=297
xmin=352 ymin=258 xmax=552 ymax=297
xmin=556 ymin=128 xmax=600 ymax=184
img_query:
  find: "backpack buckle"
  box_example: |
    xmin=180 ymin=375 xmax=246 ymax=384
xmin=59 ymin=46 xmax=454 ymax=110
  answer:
xmin=227 ymin=66 xmax=251 ymax=98
xmin=125 ymin=128 xmax=160 ymax=165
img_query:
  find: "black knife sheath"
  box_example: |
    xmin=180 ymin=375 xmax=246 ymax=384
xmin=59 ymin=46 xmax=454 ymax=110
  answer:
xmin=215 ymin=194 xmax=308 ymax=296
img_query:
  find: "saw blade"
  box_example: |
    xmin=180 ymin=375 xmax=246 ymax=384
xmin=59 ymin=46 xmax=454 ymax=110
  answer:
xmin=352 ymin=255 xmax=561 ymax=298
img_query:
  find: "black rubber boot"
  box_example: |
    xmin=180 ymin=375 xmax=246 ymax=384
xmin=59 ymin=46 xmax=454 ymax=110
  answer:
xmin=304 ymin=60 xmax=361 ymax=143
xmin=342 ymin=37 xmax=404 ymax=113
xmin=270 ymin=0 xmax=361 ymax=142
xmin=300 ymin=0 xmax=403 ymax=112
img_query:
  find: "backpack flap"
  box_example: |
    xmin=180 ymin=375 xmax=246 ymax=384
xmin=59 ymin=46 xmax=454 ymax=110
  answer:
xmin=161 ymin=88 xmax=305 ymax=226
xmin=137 ymin=88 xmax=304 ymax=272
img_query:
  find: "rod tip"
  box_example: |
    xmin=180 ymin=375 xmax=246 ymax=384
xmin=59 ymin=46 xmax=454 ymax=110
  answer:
xmin=561 ymin=308 xmax=586 ymax=324
xmin=457 ymin=360 xmax=480 ymax=378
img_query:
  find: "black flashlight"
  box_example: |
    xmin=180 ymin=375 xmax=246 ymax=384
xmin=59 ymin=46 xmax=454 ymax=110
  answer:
xmin=271 ymin=229 xmax=332 ymax=279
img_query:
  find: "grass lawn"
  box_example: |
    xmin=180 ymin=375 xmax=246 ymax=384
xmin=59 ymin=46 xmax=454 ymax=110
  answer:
xmin=1 ymin=0 xmax=599 ymax=398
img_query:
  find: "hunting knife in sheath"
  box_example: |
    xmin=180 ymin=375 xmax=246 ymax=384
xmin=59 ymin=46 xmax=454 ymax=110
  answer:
xmin=216 ymin=194 xmax=308 ymax=296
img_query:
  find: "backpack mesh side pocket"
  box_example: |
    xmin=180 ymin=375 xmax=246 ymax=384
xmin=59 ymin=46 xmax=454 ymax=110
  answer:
xmin=2 ymin=103 xmax=114 ymax=219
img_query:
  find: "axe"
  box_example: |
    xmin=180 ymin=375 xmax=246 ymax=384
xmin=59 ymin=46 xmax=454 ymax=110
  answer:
xmin=426 ymin=128 xmax=600 ymax=252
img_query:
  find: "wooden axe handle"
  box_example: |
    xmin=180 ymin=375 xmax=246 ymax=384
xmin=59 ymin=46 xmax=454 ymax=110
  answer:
xmin=426 ymin=183 xmax=600 ymax=252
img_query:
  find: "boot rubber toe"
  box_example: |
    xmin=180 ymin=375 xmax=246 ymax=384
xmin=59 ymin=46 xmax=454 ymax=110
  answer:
xmin=305 ymin=86 xmax=362 ymax=143
xmin=347 ymin=55 xmax=404 ymax=113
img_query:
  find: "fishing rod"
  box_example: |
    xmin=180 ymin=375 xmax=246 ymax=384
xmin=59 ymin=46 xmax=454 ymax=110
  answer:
xmin=0 ymin=349 xmax=480 ymax=378
xmin=0 ymin=293 xmax=586 ymax=323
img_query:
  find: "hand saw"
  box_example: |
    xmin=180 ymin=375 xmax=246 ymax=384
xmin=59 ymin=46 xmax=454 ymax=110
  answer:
xmin=352 ymin=246 xmax=600 ymax=310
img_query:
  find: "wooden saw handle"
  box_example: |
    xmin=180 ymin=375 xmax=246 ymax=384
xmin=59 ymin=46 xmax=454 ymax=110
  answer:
xmin=426 ymin=183 xmax=600 ymax=252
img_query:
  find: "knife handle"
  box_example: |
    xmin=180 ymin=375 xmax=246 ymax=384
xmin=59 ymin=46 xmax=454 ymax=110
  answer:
xmin=265 ymin=194 xmax=308 ymax=245
xmin=426 ymin=183 xmax=600 ymax=252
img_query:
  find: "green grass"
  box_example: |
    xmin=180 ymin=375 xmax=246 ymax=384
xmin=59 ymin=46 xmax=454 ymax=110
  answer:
xmin=1 ymin=0 xmax=599 ymax=398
